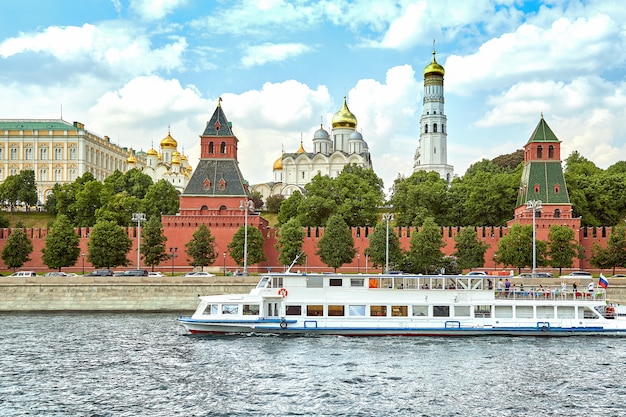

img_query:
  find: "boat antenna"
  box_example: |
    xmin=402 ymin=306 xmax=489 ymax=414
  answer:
xmin=285 ymin=252 xmax=303 ymax=273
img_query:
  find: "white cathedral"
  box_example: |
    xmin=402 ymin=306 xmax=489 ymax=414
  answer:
xmin=253 ymin=97 xmax=373 ymax=201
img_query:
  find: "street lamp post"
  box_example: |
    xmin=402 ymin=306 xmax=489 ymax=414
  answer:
xmin=81 ymin=253 xmax=85 ymax=275
xmin=493 ymin=253 xmax=498 ymax=271
xmin=169 ymin=247 xmax=177 ymax=276
xmin=526 ymin=200 xmax=542 ymax=277
xmin=357 ymin=253 xmax=360 ymax=273
xmin=223 ymin=252 xmax=226 ymax=275
xmin=132 ymin=212 xmax=146 ymax=269
xmin=382 ymin=213 xmax=394 ymax=274
xmin=365 ymin=254 xmax=369 ymax=274
xmin=239 ymin=199 xmax=255 ymax=276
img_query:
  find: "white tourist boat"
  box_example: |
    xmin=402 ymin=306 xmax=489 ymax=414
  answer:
xmin=178 ymin=272 xmax=626 ymax=336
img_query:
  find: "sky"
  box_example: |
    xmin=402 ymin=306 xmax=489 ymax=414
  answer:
xmin=1 ymin=0 xmax=626 ymax=196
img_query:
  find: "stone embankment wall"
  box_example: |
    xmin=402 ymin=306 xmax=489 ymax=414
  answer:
xmin=1 ymin=277 xmax=625 ymax=312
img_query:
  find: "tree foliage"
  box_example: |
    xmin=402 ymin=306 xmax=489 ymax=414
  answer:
xmin=142 ymin=215 xmax=169 ymax=270
xmin=41 ymin=215 xmax=80 ymax=271
xmin=227 ymin=224 xmax=267 ymax=268
xmin=0 ymin=170 xmax=38 ymax=211
xmin=547 ymin=225 xmax=581 ymax=275
xmin=143 ymin=180 xmax=180 ymax=219
xmin=453 ymin=227 xmax=490 ymax=272
xmin=589 ymin=226 xmax=626 ymax=274
xmin=406 ymin=217 xmax=445 ymax=274
xmin=266 ymin=194 xmax=285 ymax=213
xmin=184 ymin=224 xmax=218 ymax=267
xmin=366 ymin=219 xmax=402 ymax=271
xmin=315 ymin=214 xmax=356 ymax=272
xmin=87 ymin=220 xmax=132 ymax=268
xmin=1 ymin=229 xmax=33 ymax=270
xmin=496 ymin=223 xmax=547 ymax=273
xmin=276 ymin=217 xmax=305 ymax=267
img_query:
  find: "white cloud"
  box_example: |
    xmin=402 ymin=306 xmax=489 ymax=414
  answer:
xmin=129 ymin=0 xmax=187 ymax=21
xmin=241 ymin=43 xmax=312 ymax=67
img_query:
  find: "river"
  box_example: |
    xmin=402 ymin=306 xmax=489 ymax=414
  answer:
xmin=1 ymin=313 xmax=625 ymax=416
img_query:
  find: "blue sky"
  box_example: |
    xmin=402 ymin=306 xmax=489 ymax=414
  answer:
xmin=1 ymin=0 xmax=625 ymax=195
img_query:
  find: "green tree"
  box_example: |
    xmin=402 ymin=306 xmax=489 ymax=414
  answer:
xmin=597 ymin=226 xmax=626 ymax=274
xmin=407 ymin=217 xmax=445 ymax=274
xmin=142 ymin=215 xmax=169 ymax=271
xmin=250 ymin=191 xmax=264 ymax=211
xmin=143 ymin=180 xmax=180 ymax=219
xmin=72 ymin=180 xmax=113 ymax=227
xmin=227 ymin=225 xmax=267 ymax=269
xmin=0 ymin=174 xmax=22 ymax=211
xmin=496 ymin=223 xmax=547 ymax=274
xmin=390 ymin=171 xmax=449 ymax=227
xmin=184 ymin=224 xmax=218 ymax=268
xmin=87 ymin=220 xmax=132 ymax=268
xmin=277 ymin=191 xmax=304 ymax=225
xmin=547 ymin=225 xmax=581 ymax=275
xmin=41 ymin=215 xmax=80 ymax=271
xmin=266 ymin=194 xmax=285 ymax=213
xmin=95 ymin=193 xmax=143 ymax=226
xmin=276 ymin=217 xmax=305 ymax=267
xmin=453 ymin=227 xmax=490 ymax=272
xmin=1 ymin=229 xmax=33 ymax=270
xmin=366 ymin=220 xmax=402 ymax=271
xmin=315 ymin=214 xmax=356 ymax=272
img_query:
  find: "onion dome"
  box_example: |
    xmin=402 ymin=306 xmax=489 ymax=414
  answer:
xmin=273 ymin=155 xmax=283 ymax=171
xmin=147 ymin=147 xmax=158 ymax=157
xmin=181 ymin=154 xmax=188 ymax=161
xmin=313 ymin=124 xmax=329 ymax=140
xmin=331 ymin=97 xmax=357 ymax=129
xmin=172 ymin=150 xmax=181 ymax=158
xmin=349 ymin=131 xmax=363 ymax=141
xmin=172 ymin=154 xmax=181 ymax=165
xmin=424 ymin=50 xmax=445 ymax=77
xmin=126 ymin=149 xmax=136 ymax=164
xmin=160 ymin=132 xmax=178 ymax=149
xmin=296 ymin=140 xmax=306 ymax=154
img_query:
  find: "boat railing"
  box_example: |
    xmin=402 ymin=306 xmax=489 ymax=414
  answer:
xmin=494 ymin=289 xmax=606 ymax=301
xmin=367 ymin=275 xmax=486 ymax=291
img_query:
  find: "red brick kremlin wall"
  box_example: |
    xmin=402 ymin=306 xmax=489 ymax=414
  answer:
xmin=0 ymin=221 xmax=613 ymax=274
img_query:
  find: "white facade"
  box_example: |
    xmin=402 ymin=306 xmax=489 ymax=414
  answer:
xmin=413 ymin=50 xmax=454 ymax=182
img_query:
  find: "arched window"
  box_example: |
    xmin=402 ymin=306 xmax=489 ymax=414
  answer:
xmin=554 ymin=209 xmax=561 ymax=218
xmin=208 ymin=142 xmax=214 ymax=154
xmin=537 ymin=145 xmax=543 ymax=158
xmin=442 ymin=124 xmax=445 ymax=133
xmin=425 ymin=124 xmax=428 ymax=133
xmin=433 ymin=123 xmax=438 ymax=133
xmin=220 ymin=142 xmax=226 ymax=154
xmin=554 ymin=184 xmax=560 ymax=194
xmin=548 ymin=145 xmax=554 ymax=158
xmin=534 ymin=185 xmax=540 ymax=193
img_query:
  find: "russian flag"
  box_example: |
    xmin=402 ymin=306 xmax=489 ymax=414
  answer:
xmin=599 ymin=273 xmax=609 ymax=289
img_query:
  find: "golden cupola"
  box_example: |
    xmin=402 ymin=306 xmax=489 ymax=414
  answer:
xmin=160 ymin=132 xmax=178 ymax=149
xmin=424 ymin=49 xmax=445 ymax=77
xmin=331 ymin=97 xmax=357 ymax=129
xmin=147 ymin=147 xmax=158 ymax=157
xmin=172 ymin=154 xmax=181 ymax=165
xmin=273 ymin=155 xmax=283 ymax=171
xmin=126 ymin=149 xmax=136 ymax=164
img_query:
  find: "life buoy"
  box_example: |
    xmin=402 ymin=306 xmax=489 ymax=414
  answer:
xmin=606 ymin=306 xmax=615 ymax=316
xmin=278 ymin=288 xmax=288 ymax=297
xmin=280 ymin=319 xmax=287 ymax=329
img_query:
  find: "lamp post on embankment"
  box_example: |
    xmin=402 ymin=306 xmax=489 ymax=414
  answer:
xmin=526 ymin=200 xmax=542 ymax=277
xmin=382 ymin=213 xmax=394 ymax=274
xmin=132 ymin=212 xmax=146 ymax=269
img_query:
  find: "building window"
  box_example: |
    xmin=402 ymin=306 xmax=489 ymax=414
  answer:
xmin=425 ymin=124 xmax=428 ymax=133
xmin=554 ymin=209 xmax=561 ymax=218
xmin=554 ymin=185 xmax=560 ymax=193
xmin=69 ymin=169 xmax=76 ymax=181
xmin=40 ymin=169 xmax=48 ymax=181
xmin=442 ymin=124 xmax=445 ymax=133
xmin=25 ymin=147 xmax=33 ymax=160
xmin=434 ymin=123 xmax=438 ymax=132
xmin=534 ymin=185 xmax=540 ymax=193
xmin=10 ymin=147 xmax=18 ymax=160
xmin=537 ymin=145 xmax=543 ymax=159
xmin=55 ymin=147 xmax=62 ymax=160
xmin=548 ymin=145 xmax=554 ymax=158
xmin=40 ymin=147 xmax=48 ymax=160
xmin=208 ymin=142 xmax=214 ymax=154
xmin=0 ymin=148 xmax=3 ymax=160
xmin=69 ymin=147 xmax=77 ymax=160
xmin=0 ymin=169 xmax=2 ymax=180
xmin=221 ymin=142 xmax=226 ymax=154
xmin=54 ymin=169 xmax=62 ymax=181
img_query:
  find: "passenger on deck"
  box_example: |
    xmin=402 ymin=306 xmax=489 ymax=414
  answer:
xmin=487 ymin=278 xmax=493 ymax=290
xmin=588 ymin=281 xmax=594 ymax=293
xmin=504 ymin=279 xmax=511 ymax=297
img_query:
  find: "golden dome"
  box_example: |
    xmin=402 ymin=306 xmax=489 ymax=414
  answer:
xmin=331 ymin=97 xmax=357 ymax=129
xmin=147 ymin=148 xmax=158 ymax=156
xmin=424 ymin=50 xmax=445 ymax=77
xmin=172 ymin=155 xmax=181 ymax=165
xmin=126 ymin=148 xmax=136 ymax=164
xmin=273 ymin=155 xmax=283 ymax=170
xmin=181 ymin=154 xmax=188 ymax=161
xmin=172 ymin=150 xmax=181 ymax=158
xmin=296 ymin=140 xmax=306 ymax=154
xmin=160 ymin=132 xmax=178 ymax=149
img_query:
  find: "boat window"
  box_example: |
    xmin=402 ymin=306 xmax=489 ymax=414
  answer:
xmin=370 ymin=305 xmax=387 ymax=316
xmin=202 ymin=304 xmax=217 ymax=315
xmin=286 ymin=305 xmax=302 ymax=315
xmin=536 ymin=306 xmax=554 ymax=319
xmin=474 ymin=305 xmax=491 ymax=318
xmin=222 ymin=304 xmax=238 ymax=315
xmin=412 ymin=306 xmax=428 ymax=317
xmin=349 ymin=305 xmax=366 ymax=316
xmin=391 ymin=306 xmax=408 ymax=317
xmin=257 ymin=277 xmax=270 ymax=288
xmin=243 ymin=304 xmax=260 ymax=315
xmin=307 ymin=305 xmax=323 ymax=316
xmin=433 ymin=306 xmax=450 ymax=317
xmin=271 ymin=277 xmax=284 ymax=288
xmin=307 ymin=276 xmax=323 ymax=288
xmin=328 ymin=305 xmax=345 ymax=316
xmin=557 ymin=306 xmax=575 ymax=319
xmin=369 ymin=278 xmax=379 ymax=288
xmin=580 ymin=307 xmax=598 ymax=319
xmin=494 ymin=305 xmax=513 ymax=318
xmin=515 ymin=306 xmax=533 ymax=319
xmin=453 ymin=306 xmax=470 ymax=317
xmin=329 ymin=278 xmax=343 ymax=287
xmin=350 ymin=278 xmax=364 ymax=287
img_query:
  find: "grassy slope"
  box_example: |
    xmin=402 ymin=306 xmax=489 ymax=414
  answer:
xmin=4 ymin=211 xmax=56 ymax=228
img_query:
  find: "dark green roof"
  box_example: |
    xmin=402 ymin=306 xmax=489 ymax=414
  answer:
xmin=202 ymin=104 xmax=234 ymax=137
xmin=0 ymin=119 xmax=76 ymax=130
xmin=527 ymin=116 xmax=560 ymax=143
xmin=517 ymin=160 xmax=570 ymax=206
xmin=183 ymin=159 xmax=248 ymax=197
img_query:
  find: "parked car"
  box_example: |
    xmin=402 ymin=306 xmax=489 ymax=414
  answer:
xmin=7 ymin=271 xmax=37 ymax=277
xmin=122 ymin=269 xmax=149 ymax=276
xmin=466 ymin=271 xmax=488 ymax=276
xmin=148 ymin=272 xmax=165 ymax=277
xmin=561 ymin=271 xmax=592 ymax=278
xmin=87 ymin=269 xmax=113 ymax=277
xmin=609 ymin=274 xmax=626 ymax=278
xmin=44 ymin=272 xmax=68 ymax=277
xmin=184 ymin=271 xmax=215 ymax=278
